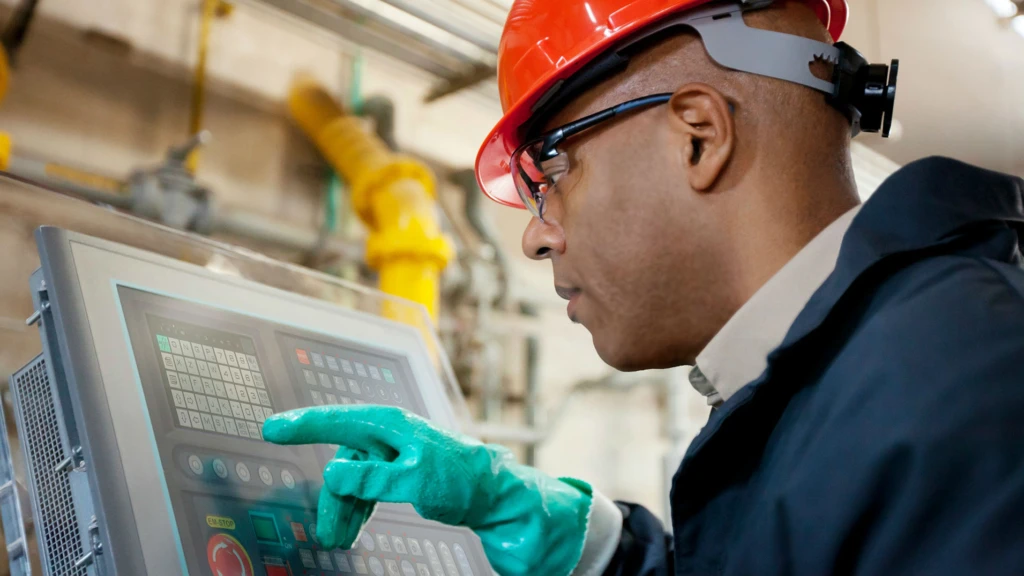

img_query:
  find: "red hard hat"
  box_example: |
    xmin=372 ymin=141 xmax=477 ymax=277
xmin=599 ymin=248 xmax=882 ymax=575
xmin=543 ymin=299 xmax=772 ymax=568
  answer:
xmin=475 ymin=0 xmax=849 ymax=209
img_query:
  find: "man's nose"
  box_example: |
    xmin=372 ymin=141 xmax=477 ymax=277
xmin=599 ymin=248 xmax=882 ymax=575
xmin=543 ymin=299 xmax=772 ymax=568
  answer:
xmin=522 ymin=216 xmax=566 ymax=260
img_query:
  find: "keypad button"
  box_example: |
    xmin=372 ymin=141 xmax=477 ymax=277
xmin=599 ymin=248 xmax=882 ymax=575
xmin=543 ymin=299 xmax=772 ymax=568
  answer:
xmin=355 ymin=363 xmax=368 ymax=377
xmin=171 ymin=390 xmax=186 ymax=408
xmin=225 ymin=383 xmax=239 ymax=400
xmin=184 ymin=392 xmax=198 ymax=410
xmin=190 ymin=375 xmax=204 ymax=393
xmin=230 ymin=367 xmax=244 ymax=384
xmin=369 ymin=366 xmax=381 ymax=380
xmin=224 ymin=418 xmax=239 ymax=436
xmin=184 ymin=358 xmax=198 ymax=375
xmin=200 ymin=413 xmax=215 ymax=431
xmin=386 ymin=559 xmax=401 ymax=576
xmin=246 ymin=355 xmax=260 ymax=371
xmin=352 ymin=556 xmax=368 ymax=574
xmin=241 ymin=370 xmax=254 ymax=386
xmin=176 ymin=409 xmax=191 ymax=427
xmin=299 ymin=549 xmax=317 ymax=569
xmin=225 ymin=350 xmax=239 ymax=367
xmin=173 ymin=356 xmax=188 ymax=372
xmin=218 ymin=399 xmax=232 ymax=415
xmin=311 ymin=352 xmax=324 ymax=368
xmin=247 ymin=422 xmax=260 ymax=438
xmin=258 ymin=465 xmax=273 ymax=486
xmin=241 ymin=404 xmax=255 ymax=421
xmin=197 ymin=361 xmax=210 ymax=378
xmin=393 ymin=536 xmax=408 ymax=554
xmin=317 ymin=550 xmax=333 ymax=570
xmin=252 ymin=372 xmax=265 ymax=389
xmin=334 ymin=552 xmax=352 ymax=573
xmin=281 ymin=469 xmax=296 ymax=489
xmin=318 ymin=372 xmax=332 ymax=389
xmin=212 ymin=458 xmax=228 ymax=479
xmin=302 ymin=369 xmax=316 ymax=386
xmin=378 ymin=386 xmax=388 ymax=400
xmin=191 ymin=342 xmax=205 ymax=358
xmin=402 ymin=561 xmax=416 ymax=576
xmin=254 ymin=408 xmax=266 ymax=423
xmin=230 ymin=401 xmax=244 ymax=419
xmin=369 ymin=557 xmax=385 ymax=576
xmin=188 ymin=454 xmax=203 ymax=475
xmin=348 ymin=380 xmax=361 ymax=395
xmin=237 ymin=421 xmax=251 ymax=438
xmin=408 ymin=539 xmax=422 ymax=556
xmin=341 ymin=360 xmax=354 ymax=374
xmin=454 ymin=544 xmax=473 ymax=576
xmin=236 ymin=354 xmax=249 ymax=370
xmin=196 ymin=395 xmax=210 ymax=412
xmin=382 ymin=368 xmax=395 ymax=383
xmin=310 ymin=391 xmax=324 ymax=406
xmin=360 ymin=533 xmax=375 ymax=551
xmin=213 ymin=380 xmax=227 ymax=398
xmin=291 ymin=522 xmax=308 ymax=542
xmin=341 ymin=397 xmax=352 ymax=405
xmin=202 ymin=345 xmax=217 ymax=362
xmin=167 ymin=371 xmax=181 ymax=389
xmin=235 ymin=462 xmax=250 ymax=482
xmin=157 ymin=335 xmax=171 ymax=352
xmin=161 ymin=353 xmax=175 ymax=370
xmin=212 ymin=416 xmax=227 ymax=433
xmin=214 ymin=348 xmax=227 ymax=364
xmin=246 ymin=388 xmax=260 ymax=405
xmin=392 ymin=390 xmax=403 ymax=404
xmin=296 ymin=349 xmax=310 ymax=365
xmin=202 ymin=378 xmax=217 ymax=396
xmin=168 ymin=338 xmax=182 ymax=354
xmin=189 ymin=411 xmax=203 ymax=429
xmin=326 ymin=393 xmax=338 ymax=404
xmin=326 ymin=356 xmax=339 ymax=371
xmin=208 ymin=398 xmax=222 ymax=415
xmin=257 ymin=390 xmax=271 ymax=406
xmin=180 ymin=342 xmax=194 ymax=358
xmin=416 ymin=563 xmax=431 ymax=576
xmin=219 ymin=365 xmax=233 ymax=381
xmin=378 ymin=534 xmax=392 ymax=552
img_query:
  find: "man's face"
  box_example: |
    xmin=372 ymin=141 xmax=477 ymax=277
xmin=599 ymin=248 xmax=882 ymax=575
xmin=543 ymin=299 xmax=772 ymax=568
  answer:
xmin=521 ymin=85 xmax=730 ymax=371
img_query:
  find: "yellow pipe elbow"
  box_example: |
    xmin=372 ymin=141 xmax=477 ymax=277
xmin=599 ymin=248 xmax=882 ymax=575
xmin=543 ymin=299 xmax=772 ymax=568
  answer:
xmin=287 ymin=75 xmax=453 ymax=322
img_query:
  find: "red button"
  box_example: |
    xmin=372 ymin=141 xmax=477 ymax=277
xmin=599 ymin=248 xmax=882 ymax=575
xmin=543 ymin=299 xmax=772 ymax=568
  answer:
xmin=296 ymin=349 xmax=310 ymax=365
xmin=264 ymin=566 xmax=290 ymax=576
xmin=207 ymin=533 xmax=254 ymax=576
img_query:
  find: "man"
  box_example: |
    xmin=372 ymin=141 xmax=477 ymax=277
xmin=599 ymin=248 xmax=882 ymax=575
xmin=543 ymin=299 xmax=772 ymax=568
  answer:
xmin=264 ymin=0 xmax=1024 ymax=574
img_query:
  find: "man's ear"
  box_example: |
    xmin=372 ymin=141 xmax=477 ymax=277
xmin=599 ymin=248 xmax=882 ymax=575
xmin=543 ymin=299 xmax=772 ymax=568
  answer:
xmin=667 ymin=83 xmax=735 ymax=192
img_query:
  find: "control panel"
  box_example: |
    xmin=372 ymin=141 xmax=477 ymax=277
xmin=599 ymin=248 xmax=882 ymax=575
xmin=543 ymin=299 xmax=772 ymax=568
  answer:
xmin=117 ymin=285 xmax=487 ymax=576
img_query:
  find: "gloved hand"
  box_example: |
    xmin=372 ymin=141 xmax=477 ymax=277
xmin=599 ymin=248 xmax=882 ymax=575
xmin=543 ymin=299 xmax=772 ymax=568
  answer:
xmin=263 ymin=405 xmax=616 ymax=576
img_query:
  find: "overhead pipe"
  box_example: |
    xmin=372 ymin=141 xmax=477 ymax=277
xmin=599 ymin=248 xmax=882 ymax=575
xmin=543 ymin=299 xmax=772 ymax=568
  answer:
xmin=287 ymin=74 xmax=453 ymax=324
xmin=451 ymin=168 xmax=510 ymax=307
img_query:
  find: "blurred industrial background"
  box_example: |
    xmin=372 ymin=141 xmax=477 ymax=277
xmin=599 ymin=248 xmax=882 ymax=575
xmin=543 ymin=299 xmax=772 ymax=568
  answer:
xmin=0 ymin=0 xmax=1021 ymax=570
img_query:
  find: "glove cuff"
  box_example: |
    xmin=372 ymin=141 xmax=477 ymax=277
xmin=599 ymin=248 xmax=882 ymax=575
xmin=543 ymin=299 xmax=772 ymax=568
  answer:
xmin=560 ymin=479 xmax=623 ymax=576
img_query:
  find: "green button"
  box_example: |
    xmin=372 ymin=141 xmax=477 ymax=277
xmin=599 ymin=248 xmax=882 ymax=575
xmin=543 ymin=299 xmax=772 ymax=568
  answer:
xmin=381 ymin=368 xmax=395 ymax=383
xmin=157 ymin=335 xmax=171 ymax=352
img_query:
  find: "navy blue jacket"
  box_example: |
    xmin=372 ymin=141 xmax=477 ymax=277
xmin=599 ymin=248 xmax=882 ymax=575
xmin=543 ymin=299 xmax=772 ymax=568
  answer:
xmin=604 ymin=157 xmax=1024 ymax=575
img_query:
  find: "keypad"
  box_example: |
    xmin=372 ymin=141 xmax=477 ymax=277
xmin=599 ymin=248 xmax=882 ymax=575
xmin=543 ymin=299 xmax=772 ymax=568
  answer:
xmin=154 ymin=324 xmax=275 ymax=440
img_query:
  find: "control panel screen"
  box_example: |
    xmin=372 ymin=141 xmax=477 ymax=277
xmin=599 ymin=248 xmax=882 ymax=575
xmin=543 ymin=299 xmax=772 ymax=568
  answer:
xmin=116 ymin=286 xmax=489 ymax=576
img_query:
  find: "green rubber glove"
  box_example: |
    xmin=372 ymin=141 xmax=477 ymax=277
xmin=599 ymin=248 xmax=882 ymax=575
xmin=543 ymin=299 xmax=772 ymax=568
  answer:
xmin=262 ymin=405 xmax=593 ymax=576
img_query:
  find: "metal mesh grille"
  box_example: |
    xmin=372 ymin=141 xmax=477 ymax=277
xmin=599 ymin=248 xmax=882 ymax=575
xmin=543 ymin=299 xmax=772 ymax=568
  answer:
xmin=15 ymin=358 xmax=88 ymax=576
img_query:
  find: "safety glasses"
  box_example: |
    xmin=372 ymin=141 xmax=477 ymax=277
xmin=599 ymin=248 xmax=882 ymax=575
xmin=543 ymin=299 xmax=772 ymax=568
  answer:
xmin=511 ymin=93 xmax=673 ymax=220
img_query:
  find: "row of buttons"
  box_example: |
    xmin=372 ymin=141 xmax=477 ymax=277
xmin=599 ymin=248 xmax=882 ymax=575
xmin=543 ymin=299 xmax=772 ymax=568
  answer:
xmin=301 ymin=370 xmax=404 ymax=405
xmin=161 ymin=353 xmax=266 ymax=391
xmin=186 ymin=454 xmax=297 ymax=488
xmin=294 ymin=535 xmax=474 ymax=576
xmin=166 ymin=372 xmax=271 ymax=408
xmin=158 ymin=335 xmax=260 ymax=373
xmin=296 ymin=349 xmax=396 ymax=384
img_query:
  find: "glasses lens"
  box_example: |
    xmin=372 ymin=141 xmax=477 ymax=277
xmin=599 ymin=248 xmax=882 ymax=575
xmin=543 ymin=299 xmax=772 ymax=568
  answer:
xmin=511 ymin=140 xmax=549 ymax=219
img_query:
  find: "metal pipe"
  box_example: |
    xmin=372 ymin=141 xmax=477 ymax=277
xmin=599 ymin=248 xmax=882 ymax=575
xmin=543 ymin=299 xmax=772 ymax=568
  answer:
xmin=1 ymin=0 xmax=39 ymax=63
xmin=374 ymin=0 xmax=500 ymax=53
xmin=360 ymin=95 xmax=398 ymax=151
xmin=523 ymin=330 xmax=540 ymax=465
xmin=213 ymin=208 xmax=364 ymax=261
xmin=452 ymin=168 xmax=509 ymax=306
xmin=5 ymin=156 xmax=132 ymax=208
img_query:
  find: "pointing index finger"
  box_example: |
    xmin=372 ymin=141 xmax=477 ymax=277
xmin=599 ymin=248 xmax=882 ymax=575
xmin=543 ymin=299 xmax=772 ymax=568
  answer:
xmin=262 ymin=405 xmax=409 ymax=453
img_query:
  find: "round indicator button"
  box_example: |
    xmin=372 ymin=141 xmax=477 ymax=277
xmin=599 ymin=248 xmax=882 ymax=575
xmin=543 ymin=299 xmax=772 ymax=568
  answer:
xmin=360 ymin=532 xmax=376 ymax=551
xmin=281 ymin=469 xmax=295 ymax=489
xmin=402 ymin=560 xmax=417 ymax=576
xmin=377 ymin=386 xmax=388 ymax=400
xmin=235 ymin=462 xmax=251 ymax=483
xmin=207 ymin=533 xmax=253 ymax=576
xmin=188 ymin=455 xmax=204 ymax=476
xmin=212 ymin=459 xmax=228 ymax=480
xmin=392 ymin=390 xmax=403 ymax=404
xmin=258 ymin=466 xmax=273 ymax=486
xmin=369 ymin=557 xmax=385 ymax=576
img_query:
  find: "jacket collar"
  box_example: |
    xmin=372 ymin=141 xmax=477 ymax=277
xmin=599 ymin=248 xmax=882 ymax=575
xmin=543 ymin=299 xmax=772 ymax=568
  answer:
xmin=682 ymin=156 xmax=1024 ymax=459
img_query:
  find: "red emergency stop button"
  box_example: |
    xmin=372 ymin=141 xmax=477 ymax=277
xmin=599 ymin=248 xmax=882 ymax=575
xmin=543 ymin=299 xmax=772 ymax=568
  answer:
xmin=207 ymin=533 xmax=254 ymax=576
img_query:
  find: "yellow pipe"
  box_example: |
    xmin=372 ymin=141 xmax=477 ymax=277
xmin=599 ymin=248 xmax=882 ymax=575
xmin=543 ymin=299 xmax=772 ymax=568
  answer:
xmin=0 ymin=44 xmax=9 ymax=107
xmin=187 ymin=0 xmax=233 ymax=174
xmin=287 ymin=74 xmax=453 ymax=324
